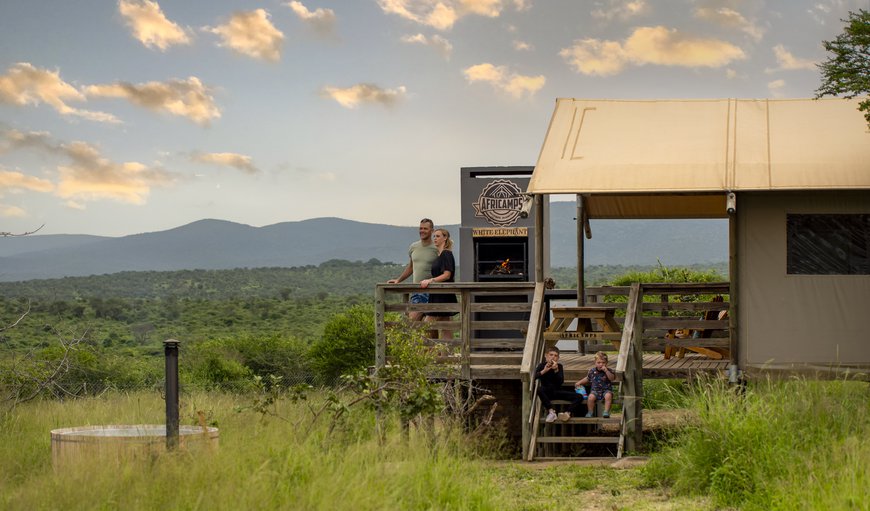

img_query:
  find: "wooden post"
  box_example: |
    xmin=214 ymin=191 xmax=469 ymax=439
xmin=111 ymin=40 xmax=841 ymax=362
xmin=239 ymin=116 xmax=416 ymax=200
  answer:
xmin=631 ymin=302 xmax=644 ymax=450
xmin=521 ymin=373 xmax=530 ymax=460
xmin=375 ymin=285 xmax=386 ymax=368
xmin=576 ymin=194 xmax=585 ymax=306
xmin=460 ymin=288 xmax=472 ymax=380
xmin=534 ymin=194 xmax=544 ymax=283
xmin=621 ymin=283 xmax=643 ymax=453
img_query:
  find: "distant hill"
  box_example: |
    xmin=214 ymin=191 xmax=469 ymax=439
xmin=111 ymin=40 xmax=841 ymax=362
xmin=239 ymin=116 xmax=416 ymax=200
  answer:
xmin=0 ymin=203 xmax=728 ymax=282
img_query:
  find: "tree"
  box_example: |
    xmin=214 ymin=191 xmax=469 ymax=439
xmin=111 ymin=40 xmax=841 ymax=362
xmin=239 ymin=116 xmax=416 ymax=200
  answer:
xmin=815 ymin=9 xmax=870 ymax=128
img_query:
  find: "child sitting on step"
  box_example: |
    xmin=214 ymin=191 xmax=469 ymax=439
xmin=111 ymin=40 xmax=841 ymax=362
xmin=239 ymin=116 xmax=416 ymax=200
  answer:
xmin=534 ymin=347 xmax=583 ymax=423
xmin=574 ymin=351 xmax=615 ymax=419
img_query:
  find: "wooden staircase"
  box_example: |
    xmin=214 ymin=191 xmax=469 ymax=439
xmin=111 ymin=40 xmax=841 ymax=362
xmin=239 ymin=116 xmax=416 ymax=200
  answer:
xmin=521 ymin=282 xmax=644 ymax=461
xmin=526 ymin=387 xmax=625 ymax=460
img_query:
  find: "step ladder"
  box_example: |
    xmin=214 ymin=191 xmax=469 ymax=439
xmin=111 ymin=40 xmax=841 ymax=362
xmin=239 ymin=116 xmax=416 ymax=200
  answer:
xmin=527 ymin=385 xmax=625 ymax=461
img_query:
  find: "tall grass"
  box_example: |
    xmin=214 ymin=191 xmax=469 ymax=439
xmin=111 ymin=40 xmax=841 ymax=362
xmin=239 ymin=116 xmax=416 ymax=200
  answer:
xmin=643 ymin=377 xmax=870 ymax=510
xmin=0 ymin=391 xmax=503 ymax=510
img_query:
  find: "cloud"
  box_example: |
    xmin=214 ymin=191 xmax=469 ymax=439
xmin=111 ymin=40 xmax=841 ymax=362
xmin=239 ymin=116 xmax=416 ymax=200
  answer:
xmin=806 ymin=1 xmax=853 ymax=25
xmin=401 ymin=33 xmax=453 ymax=58
xmin=85 ymin=77 xmax=220 ymax=125
xmin=513 ymin=0 xmax=531 ymax=12
xmin=0 ymin=63 xmax=120 ymax=123
xmin=463 ymin=63 xmax=545 ymax=98
xmin=320 ymin=83 xmax=407 ymax=109
xmin=0 ymin=128 xmax=174 ymax=205
xmin=0 ymin=129 xmax=54 ymax=154
xmin=65 ymin=200 xmax=86 ymax=210
xmin=768 ymin=78 xmax=786 ymax=97
xmin=513 ymin=40 xmax=532 ymax=51
xmin=767 ymin=44 xmax=816 ymax=72
xmin=118 ymin=0 xmax=191 ymax=50
xmin=0 ymin=204 xmax=26 ymax=217
xmin=559 ymin=39 xmax=628 ymax=76
xmin=725 ymin=68 xmax=738 ymax=79
xmin=560 ymin=26 xmax=746 ymax=76
xmin=377 ymin=0 xmax=509 ymax=30
xmin=591 ymin=0 xmax=649 ymax=21
xmin=694 ymin=6 xmax=764 ymax=42
xmin=0 ymin=168 xmax=54 ymax=195
xmin=191 ymin=151 xmax=259 ymax=174
xmin=55 ymin=142 xmax=174 ymax=205
xmin=206 ymin=9 xmax=284 ymax=61
xmin=286 ymin=1 xmax=336 ymax=36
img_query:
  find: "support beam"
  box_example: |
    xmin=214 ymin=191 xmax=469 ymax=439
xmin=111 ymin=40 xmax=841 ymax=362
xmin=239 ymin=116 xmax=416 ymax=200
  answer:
xmin=375 ymin=286 xmax=386 ymax=368
xmin=534 ymin=194 xmax=545 ymax=283
xmin=576 ymin=194 xmax=585 ymax=306
xmin=728 ymin=201 xmax=739 ymax=369
xmin=521 ymin=374 xmax=530 ymax=460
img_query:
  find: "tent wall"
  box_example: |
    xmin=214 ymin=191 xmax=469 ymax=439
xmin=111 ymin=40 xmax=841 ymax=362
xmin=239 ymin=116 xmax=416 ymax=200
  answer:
xmin=738 ymin=191 xmax=870 ymax=370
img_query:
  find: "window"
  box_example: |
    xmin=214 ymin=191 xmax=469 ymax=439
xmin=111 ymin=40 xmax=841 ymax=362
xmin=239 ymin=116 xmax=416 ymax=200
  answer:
xmin=786 ymin=214 xmax=870 ymax=275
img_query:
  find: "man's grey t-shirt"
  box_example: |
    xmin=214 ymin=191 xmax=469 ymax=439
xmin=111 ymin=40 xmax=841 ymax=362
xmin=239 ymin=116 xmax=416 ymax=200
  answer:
xmin=409 ymin=240 xmax=439 ymax=283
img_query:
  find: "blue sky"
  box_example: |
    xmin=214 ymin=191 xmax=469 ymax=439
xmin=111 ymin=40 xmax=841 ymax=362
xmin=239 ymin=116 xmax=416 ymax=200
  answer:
xmin=0 ymin=0 xmax=865 ymax=236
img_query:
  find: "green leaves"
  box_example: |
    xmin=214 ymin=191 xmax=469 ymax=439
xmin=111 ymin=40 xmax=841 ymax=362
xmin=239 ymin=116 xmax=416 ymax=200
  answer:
xmin=816 ymin=9 xmax=870 ymax=127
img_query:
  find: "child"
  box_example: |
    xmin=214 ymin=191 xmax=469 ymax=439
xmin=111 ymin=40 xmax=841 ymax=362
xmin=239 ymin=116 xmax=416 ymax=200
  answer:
xmin=574 ymin=351 xmax=615 ymax=418
xmin=533 ymin=347 xmax=582 ymax=423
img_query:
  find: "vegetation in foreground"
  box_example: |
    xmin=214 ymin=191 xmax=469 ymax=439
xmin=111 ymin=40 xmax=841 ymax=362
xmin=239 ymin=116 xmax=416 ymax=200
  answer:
xmin=1 ymin=376 xmax=866 ymax=510
xmin=644 ymin=377 xmax=869 ymax=510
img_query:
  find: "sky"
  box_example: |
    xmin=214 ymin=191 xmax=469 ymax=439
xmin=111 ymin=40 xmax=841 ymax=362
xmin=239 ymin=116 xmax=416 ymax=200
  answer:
xmin=0 ymin=0 xmax=865 ymax=236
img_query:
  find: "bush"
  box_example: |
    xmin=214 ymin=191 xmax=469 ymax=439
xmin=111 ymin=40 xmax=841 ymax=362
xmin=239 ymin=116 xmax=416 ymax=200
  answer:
xmin=609 ymin=262 xmax=724 ymax=286
xmin=186 ymin=334 xmax=311 ymax=388
xmin=308 ymin=304 xmax=375 ymax=384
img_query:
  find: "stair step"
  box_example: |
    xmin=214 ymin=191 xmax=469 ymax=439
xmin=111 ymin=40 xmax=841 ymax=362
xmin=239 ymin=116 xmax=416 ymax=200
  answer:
xmin=536 ymin=436 xmax=619 ymax=444
xmin=539 ymin=417 xmax=621 ymax=425
xmin=551 ymin=399 xmax=623 ymax=405
xmin=532 ymin=456 xmax=619 ymax=462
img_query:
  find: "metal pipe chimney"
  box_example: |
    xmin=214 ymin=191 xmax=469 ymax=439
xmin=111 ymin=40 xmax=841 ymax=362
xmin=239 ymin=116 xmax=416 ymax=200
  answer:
xmin=164 ymin=339 xmax=180 ymax=450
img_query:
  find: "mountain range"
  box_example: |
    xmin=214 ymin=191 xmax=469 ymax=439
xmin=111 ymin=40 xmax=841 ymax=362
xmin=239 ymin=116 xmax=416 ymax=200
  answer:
xmin=0 ymin=202 xmax=728 ymax=282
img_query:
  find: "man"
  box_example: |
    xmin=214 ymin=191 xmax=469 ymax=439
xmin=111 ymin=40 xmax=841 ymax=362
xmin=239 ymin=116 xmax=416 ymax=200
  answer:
xmin=388 ymin=218 xmax=439 ymax=321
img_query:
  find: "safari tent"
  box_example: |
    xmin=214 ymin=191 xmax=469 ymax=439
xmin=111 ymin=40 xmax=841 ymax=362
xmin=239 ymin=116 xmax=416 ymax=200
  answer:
xmin=527 ymin=98 xmax=870 ymax=377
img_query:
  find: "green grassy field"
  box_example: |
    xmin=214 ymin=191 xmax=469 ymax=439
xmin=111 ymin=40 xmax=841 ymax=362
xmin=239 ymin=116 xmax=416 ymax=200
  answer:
xmin=1 ymin=378 xmax=867 ymax=510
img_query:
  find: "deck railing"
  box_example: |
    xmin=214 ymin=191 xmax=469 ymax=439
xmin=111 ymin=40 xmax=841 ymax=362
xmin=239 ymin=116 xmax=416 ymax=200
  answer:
xmin=374 ymin=282 xmax=536 ymax=378
xmin=584 ymin=282 xmax=732 ymax=360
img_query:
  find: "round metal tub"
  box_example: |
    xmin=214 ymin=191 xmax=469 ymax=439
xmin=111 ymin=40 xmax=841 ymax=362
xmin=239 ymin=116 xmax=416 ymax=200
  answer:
xmin=50 ymin=424 xmax=219 ymax=468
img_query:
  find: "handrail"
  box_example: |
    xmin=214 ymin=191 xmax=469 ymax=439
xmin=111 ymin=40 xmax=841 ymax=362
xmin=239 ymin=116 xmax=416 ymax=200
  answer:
xmin=616 ymin=282 xmax=644 ymax=453
xmin=375 ymin=281 xmax=536 ymax=377
xmin=615 ymin=283 xmax=641 ymax=376
xmin=519 ymin=282 xmax=546 ymax=384
xmin=520 ymin=282 xmax=546 ymax=461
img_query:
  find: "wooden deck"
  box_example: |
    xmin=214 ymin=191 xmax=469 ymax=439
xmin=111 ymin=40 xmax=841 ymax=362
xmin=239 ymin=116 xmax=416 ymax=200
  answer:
xmin=464 ymin=352 xmax=730 ymax=380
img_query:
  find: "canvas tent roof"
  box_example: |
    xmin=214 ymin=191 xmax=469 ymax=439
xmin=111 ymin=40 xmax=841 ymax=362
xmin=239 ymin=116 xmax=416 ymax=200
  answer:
xmin=528 ymin=98 xmax=870 ymax=219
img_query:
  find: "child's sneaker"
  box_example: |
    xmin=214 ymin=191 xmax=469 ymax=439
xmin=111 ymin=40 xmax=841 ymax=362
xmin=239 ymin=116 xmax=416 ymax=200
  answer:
xmin=584 ymin=411 xmax=593 ymax=418
xmin=545 ymin=410 xmax=557 ymax=423
xmin=557 ymin=412 xmax=571 ymax=422
xmin=602 ymin=412 xmax=610 ymax=418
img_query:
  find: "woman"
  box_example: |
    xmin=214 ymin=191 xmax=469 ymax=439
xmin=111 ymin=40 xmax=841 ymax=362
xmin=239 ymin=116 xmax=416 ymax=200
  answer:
xmin=420 ymin=228 xmax=457 ymax=339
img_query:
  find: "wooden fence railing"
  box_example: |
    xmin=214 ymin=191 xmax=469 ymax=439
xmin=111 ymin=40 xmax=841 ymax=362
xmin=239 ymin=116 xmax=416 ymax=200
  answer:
xmin=375 ymin=282 xmax=536 ymax=378
xmin=584 ymin=282 xmax=732 ymax=360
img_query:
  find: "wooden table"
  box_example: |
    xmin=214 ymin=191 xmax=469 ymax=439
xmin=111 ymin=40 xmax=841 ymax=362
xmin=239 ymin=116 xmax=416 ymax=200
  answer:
xmin=543 ymin=306 xmax=622 ymax=352
xmin=663 ymin=309 xmax=730 ymax=360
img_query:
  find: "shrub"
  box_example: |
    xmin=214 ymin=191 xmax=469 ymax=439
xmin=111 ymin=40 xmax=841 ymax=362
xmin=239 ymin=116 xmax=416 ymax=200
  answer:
xmin=308 ymin=304 xmax=375 ymax=384
xmin=186 ymin=334 xmax=311 ymax=388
